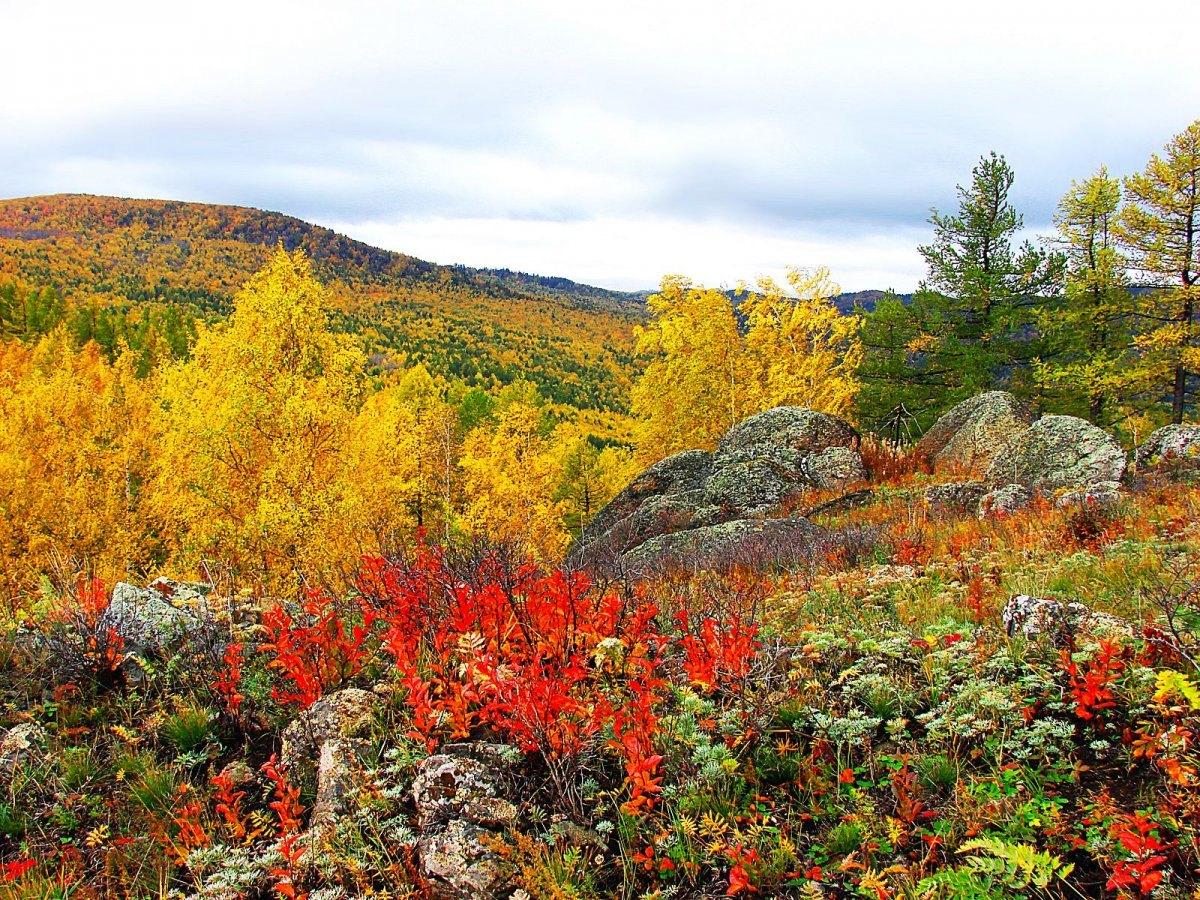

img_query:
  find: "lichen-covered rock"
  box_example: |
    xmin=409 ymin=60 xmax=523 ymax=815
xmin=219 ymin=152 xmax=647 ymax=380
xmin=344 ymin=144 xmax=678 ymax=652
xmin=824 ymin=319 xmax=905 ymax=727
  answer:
xmin=978 ymin=483 xmax=1032 ymax=518
xmin=1135 ymin=424 xmax=1200 ymax=478
xmin=280 ymin=688 xmax=380 ymax=828
xmin=924 ymin=480 xmax=989 ymax=513
xmin=1056 ymin=480 xmax=1124 ymax=512
xmin=419 ymin=820 xmax=508 ymax=899
xmin=703 ymin=407 xmax=864 ymax=514
xmin=916 ymin=391 xmax=1034 ymax=475
xmin=620 ymin=517 xmax=826 ymax=575
xmin=99 ymin=578 xmax=211 ymax=654
xmin=1002 ymin=594 xmax=1131 ymax=643
xmin=0 ymin=723 xmax=46 ymax=779
xmin=573 ymin=407 xmax=861 ymax=573
xmin=412 ymin=751 xmax=517 ymax=831
xmin=986 ymin=415 xmax=1127 ymax=491
xmin=572 ymin=449 xmax=713 ymax=562
xmin=414 ymin=743 xmax=520 ymax=899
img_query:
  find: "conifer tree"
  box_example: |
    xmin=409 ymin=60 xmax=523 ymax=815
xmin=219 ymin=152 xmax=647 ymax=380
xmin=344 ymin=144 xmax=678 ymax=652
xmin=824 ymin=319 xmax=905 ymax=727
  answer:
xmin=1118 ymin=119 xmax=1200 ymax=423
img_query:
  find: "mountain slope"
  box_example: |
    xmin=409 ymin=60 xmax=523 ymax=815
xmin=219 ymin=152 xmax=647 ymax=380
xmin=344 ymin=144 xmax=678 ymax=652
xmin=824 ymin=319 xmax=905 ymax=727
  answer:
xmin=0 ymin=194 xmax=644 ymax=410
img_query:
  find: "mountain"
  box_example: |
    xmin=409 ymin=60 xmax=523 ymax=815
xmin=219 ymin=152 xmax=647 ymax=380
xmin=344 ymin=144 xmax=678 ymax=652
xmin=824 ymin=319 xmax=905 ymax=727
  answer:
xmin=0 ymin=194 xmax=644 ymax=410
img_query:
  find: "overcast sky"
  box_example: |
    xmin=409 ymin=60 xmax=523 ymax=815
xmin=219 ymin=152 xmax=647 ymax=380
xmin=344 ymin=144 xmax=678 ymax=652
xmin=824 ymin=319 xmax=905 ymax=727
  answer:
xmin=3 ymin=1 xmax=1198 ymax=291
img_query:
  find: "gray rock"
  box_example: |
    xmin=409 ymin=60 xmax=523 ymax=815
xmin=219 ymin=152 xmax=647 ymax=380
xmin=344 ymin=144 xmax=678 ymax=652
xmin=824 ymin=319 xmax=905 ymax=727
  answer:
xmin=573 ymin=407 xmax=863 ymax=573
xmin=412 ymin=752 xmax=516 ymax=831
xmin=99 ymin=578 xmax=211 ymax=654
xmin=621 ymin=517 xmax=826 ymax=575
xmin=916 ymin=391 xmax=1035 ymax=475
xmin=0 ymin=723 xmax=47 ymax=779
xmin=978 ymin=483 xmax=1032 ymax=518
xmin=986 ymin=415 xmax=1127 ymax=491
xmin=419 ymin=820 xmax=508 ymax=899
xmin=572 ymin=449 xmax=713 ymax=561
xmin=924 ymin=480 xmax=989 ymax=514
xmin=1135 ymin=424 xmax=1200 ymax=478
xmin=414 ymin=744 xmax=520 ymax=899
xmin=1002 ymin=594 xmax=1132 ymax=643
xmin=280 ymin=688 xmax=380 ymax=829
xmin=704 ymin=407 xmax=864 ymax=514
xmin=1056 ymin=481 xmax=1124 ymax=512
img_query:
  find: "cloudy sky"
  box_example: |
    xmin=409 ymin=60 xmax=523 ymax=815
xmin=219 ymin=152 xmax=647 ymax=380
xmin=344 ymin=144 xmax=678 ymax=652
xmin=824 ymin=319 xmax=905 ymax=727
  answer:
xmin=3 ymin=1 xmax=1198 ymax=291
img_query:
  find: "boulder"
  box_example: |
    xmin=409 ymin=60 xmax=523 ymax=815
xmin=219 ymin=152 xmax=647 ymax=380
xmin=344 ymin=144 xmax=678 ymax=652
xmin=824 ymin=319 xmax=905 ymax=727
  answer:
xmin=703 ymin=407 xmax=865 ymax=514
xmin=1002 ymin=594 xmax=1132 ymax=644
xmin=419 ymin=820 xmax=508 ymax=899
xmin=916 ymin=391 xmax=1034 ymax=475
xmin=0 ymin=723 xmax=47 ymax=779
xmin=924 ymin=480 xmax=989 ymax=514
xmin=978 ymin=483 xmax=1032 ymax=518
xmin=413 ymin=743 xmax=519 ymax=899
xmin=573 ymin=407 xmax=862 ymax=574
xmin=99 ymin=578 xmax=211 ymax=654
xmin=1135 ymin=424 xmax=1200 ymax=478
xmin=986 ymin=415 xmax=1127 ymax=492
xmin=1056 ymin=481 xmax=1124 ymax=512
xmin=280 ymin=688 xmax=380 ymax=829
xmin=620 ymin=517 xmax=826 ymax=575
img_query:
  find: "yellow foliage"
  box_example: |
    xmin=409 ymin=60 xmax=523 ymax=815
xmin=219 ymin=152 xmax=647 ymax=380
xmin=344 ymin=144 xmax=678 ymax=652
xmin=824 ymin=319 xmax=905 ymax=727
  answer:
xmin=631 ymin=268 xmax=862 ymax=465
xmin=151 ymin=249 xmax=366 ymax=594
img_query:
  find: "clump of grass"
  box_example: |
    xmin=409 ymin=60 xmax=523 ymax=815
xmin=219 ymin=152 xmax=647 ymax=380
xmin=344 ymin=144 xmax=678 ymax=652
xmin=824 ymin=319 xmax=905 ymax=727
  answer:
xmin=918 ymin=753 xmax=960 ymax=792
xmin=824 ymin=821 xmax=864 ymax=857
xmin=160 ymin=706 xmax=213 ymax=754
xmin=130 ymin=768 xmax=178 ymax=816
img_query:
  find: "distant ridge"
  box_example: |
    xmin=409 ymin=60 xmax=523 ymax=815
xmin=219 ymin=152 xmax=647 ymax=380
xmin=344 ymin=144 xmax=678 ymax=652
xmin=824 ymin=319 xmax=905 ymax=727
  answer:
xmin=0 ymin=194 xmax=644 ymax=410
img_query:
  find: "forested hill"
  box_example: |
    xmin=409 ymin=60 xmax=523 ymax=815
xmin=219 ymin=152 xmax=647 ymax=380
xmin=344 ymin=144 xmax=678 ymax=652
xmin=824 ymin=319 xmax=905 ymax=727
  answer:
xmin=0 ymin=194 xmax=644 ymax=410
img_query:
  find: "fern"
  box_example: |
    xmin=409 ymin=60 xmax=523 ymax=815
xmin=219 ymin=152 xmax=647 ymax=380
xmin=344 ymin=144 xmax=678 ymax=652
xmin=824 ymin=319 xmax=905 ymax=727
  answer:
xmin=918 ymin=837 xmax=1074 ymax=899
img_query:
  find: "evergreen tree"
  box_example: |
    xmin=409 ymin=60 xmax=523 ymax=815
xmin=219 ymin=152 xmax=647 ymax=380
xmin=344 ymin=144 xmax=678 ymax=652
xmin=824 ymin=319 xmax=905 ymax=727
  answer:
xmin=918 ymin=152 xmax=1062 ymax=404
xmin=1118 ymin=119 xmax=1200 ymax=423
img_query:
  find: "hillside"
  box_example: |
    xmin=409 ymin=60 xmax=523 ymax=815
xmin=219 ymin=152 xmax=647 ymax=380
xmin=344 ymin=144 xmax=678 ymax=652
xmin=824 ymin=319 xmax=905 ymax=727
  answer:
xmin=0 ymin=194 xmax=644 ymax=410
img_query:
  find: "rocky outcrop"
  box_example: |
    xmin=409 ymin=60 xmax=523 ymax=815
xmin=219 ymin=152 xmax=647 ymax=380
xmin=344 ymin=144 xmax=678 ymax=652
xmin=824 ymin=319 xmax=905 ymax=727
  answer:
xmin=1056 ymin=480 xmax=1124 ymax=512
xmin=978 ymin=483 xmax=1032 ymax=518
xmin=280 ymin=688 xmax=381 ymax=831
xmin=1002 ymin=594 xmax=1132 ymax=644
xmin=986 ymin=415 xmax=1127 ymax=492
xmin=99 ymin=578 xmax=212 ymax=655
xmin=1135 ymin=425 xmax=1200 ymax=478
xmin=413 ymin=743 xmax=519 ymax=898
xmin=574 ymin=406 xmax=863 ymax=572
xmin=924 ymin=480 xmax=989 ymax=514
xmin=916 ymin=391 xmax=1034 ymax=475
xmin=620 ymin=517 xmax=827 ymax=575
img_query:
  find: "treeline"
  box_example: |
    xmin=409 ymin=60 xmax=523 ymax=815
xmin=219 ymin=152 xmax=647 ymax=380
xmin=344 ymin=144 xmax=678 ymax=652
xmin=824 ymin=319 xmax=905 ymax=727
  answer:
xmin=630 ymin=118 xmax=1200 ymax=453
xmin=0 ymin=251 xmax=634 ymax=601
xmin=857 ymin=120 xmax=1200 ymax=438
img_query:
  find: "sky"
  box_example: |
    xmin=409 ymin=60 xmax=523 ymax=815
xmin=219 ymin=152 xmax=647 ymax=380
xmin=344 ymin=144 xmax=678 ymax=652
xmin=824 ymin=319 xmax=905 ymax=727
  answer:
xmin=2 ymin=1 xmax=1198 ymax=292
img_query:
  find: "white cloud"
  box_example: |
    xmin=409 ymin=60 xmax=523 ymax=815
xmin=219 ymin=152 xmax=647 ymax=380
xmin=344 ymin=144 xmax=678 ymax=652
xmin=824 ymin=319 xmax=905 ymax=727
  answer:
xmin=3 ymin=0 xmax=1198 ymax=290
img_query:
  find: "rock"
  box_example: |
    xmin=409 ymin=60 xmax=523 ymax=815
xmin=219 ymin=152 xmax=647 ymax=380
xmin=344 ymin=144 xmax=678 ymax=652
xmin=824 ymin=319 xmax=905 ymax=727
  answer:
xmin=414 ymin=743 xmax=519 ymax=899
xmin=986 ymin=415 xmax=1127 ymax=492
xmin=1056 ymin=481 xmax=1124 ymax=512
xmin=703 ymin=407 xmax=864 ymax=514
xmin=573 ymin=449 xmax=713 ymax=561
xmin=0 ymin=723 xmax=46 ymax=778
xmin=573 ymin=407 xmax=862 ymax=574
xmin=419 ymin=820 xmax=508 ymax=899
xmin=924 ymin=480 xmax=989 ymax=514
xmin=620 ymin=517 xmax=826 ymax=575
xmin=1135 ymin=425 xmax=1200 ymax=478
xmin=280 ymin=688 xmax=380 ymax=829
xmin=978 ymin=483 xmax=1032 ymax=518
xmin=412 ymin=752 xmax=517 ymax=831
xmin=1002 ymin=594 xmax=1132 ymax=643
xmin=99 ymin=578 xmax=211 ymax=654
xmin=916 ymin=392 xmax=1035 ymax=475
